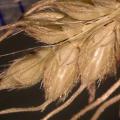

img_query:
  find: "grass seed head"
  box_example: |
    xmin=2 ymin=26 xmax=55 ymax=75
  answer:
xmin=0 ymin=0 xmax=120 ymax=118
xmin=19 ymin=0 xmax=120 ymax=45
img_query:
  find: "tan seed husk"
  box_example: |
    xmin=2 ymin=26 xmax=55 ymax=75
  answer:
xmin=0 ymin=48 xmax=52 ymax=90
xmin=55 ymin=1 xmax=116 ymax=21
xmin=43 ymin=41 xmax=79 ymax=101
xmin=79 ymin=21 xmax=118 ymax=85
xmin=25 ymin=22 xmax=84 ymax=44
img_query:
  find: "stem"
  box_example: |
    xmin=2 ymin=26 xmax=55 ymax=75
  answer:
xmin=71 ymin=79 xmax=120 ymax=120
xmin=0 ymin=30 xmax=13 ymax=42
xmin=91 ymin=95 xmax=120 ymax=120
xmin=0 ymin=100 xmax=51 ymax=115
xmin=42 ymin=85 xmax=86 ymax=120
xmin=0 ymin=22 xmax=24 ymax=31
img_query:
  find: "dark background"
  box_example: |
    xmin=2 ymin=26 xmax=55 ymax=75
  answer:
xmin=0 ymin=32 xmax=119 ymax=120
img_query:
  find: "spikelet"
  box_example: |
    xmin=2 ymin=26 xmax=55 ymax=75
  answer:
xmin=0 ymin=48 xmax=52 ymax=90
xmin=25 ymin=25 xmax=68 ymax=44
xmin=20 ymin=0 xmax=87 ymax=44
xmin=24 ymin=20 xmax=83 ymax=44
xmin=79 ymin=21 xmax=119 ymax=85
xmin=19 ymin=0 xmax=120 ymax=45
xmin=43 ymin=41 xmax=79 ymax=101
xmin=23 ymin=9 xmax=67 ymax=44
xmin=55 ymin=0 xmax=118 ymax=21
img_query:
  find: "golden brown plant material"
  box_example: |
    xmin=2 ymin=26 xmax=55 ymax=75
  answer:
xmin=79 ymin=21 xmax=118 ymax=85
xmin=0 ymin=0 xmax=120 ymax=120
xmin=43 ymin=41 xmax=79 ymax=101
xmin=0 ymin=48 xmax=52 ymax=90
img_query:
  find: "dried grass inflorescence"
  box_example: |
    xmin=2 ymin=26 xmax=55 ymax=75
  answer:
xmin=0 ymin=0 xmax=120 ymax=120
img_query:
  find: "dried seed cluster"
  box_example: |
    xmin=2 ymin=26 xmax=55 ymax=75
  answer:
xmin=0 ymin=0 xmax=120 ymax=103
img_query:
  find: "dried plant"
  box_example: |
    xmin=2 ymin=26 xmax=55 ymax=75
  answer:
xmin=0 ymin=0 xmax=120 ymax=120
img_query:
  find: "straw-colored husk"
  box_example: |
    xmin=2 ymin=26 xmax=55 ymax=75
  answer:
xmin=20 ymin=0 xmax=120 ymax=44
xmin=43 ymin=41 xmax=79 ymax=101
xmin=24 ymin=21 xmax=84 ymax=44
xmin=0 ymin=48 xmax=52 ymax=90
xmin=79 ymin=21 xmax=119 ymax=85
xmin=55 ymin=1 xmax=114 ymax=21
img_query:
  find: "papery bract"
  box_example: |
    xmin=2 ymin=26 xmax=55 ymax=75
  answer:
xmin=43 ymin=42 xmax=79 ymax=101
